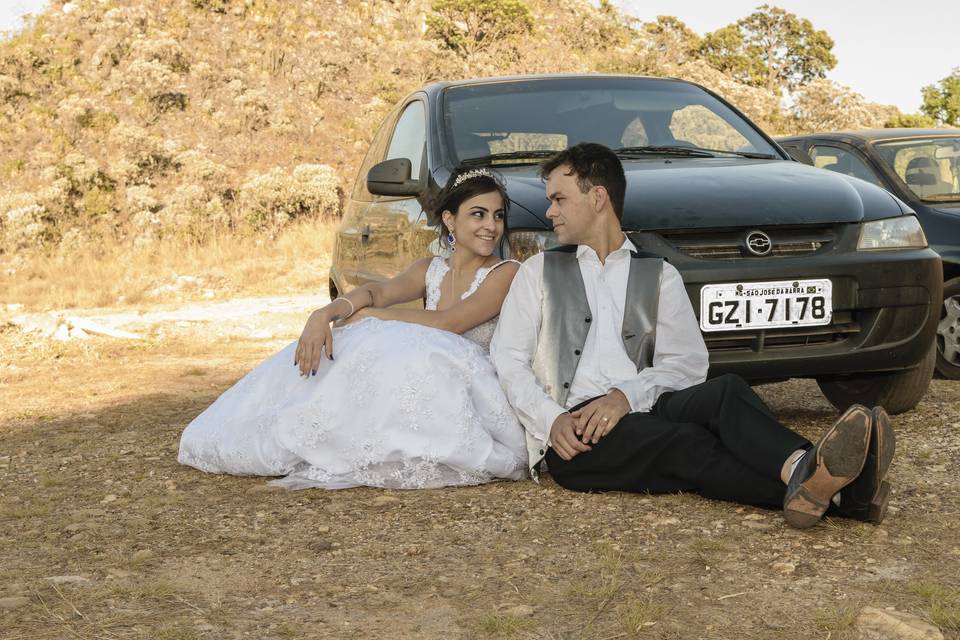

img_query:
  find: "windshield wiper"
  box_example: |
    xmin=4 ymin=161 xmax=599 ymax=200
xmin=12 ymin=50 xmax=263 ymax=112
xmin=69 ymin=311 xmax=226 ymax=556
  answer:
xmin=688 ymin=146 xmax=777 ymax=159
xmin=614 ymin=145 xmax=776 ymax=159
xmin=459 ymin=150 xmax=559 ymax=166
xmin=614 ymin=145 xmax=715 ymax=158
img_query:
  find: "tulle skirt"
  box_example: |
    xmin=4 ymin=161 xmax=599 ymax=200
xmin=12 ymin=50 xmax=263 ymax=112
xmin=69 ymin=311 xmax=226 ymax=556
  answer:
xmin=178 ymin=318 xmax=528 ymax=489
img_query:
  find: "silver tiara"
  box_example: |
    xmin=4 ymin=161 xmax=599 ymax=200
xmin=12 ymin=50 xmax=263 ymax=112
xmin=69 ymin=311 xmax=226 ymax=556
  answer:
xmin=452 ymin=168 xmax=496 ymax=188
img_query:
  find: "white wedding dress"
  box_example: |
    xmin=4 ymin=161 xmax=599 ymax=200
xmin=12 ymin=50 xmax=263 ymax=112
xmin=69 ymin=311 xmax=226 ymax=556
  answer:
xmin=178 ymin=257 xmax=527 ymax=489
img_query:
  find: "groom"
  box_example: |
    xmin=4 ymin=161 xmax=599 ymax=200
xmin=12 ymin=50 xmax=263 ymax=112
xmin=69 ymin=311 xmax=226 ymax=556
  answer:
xmin=490 ymin=142 xmax=895 ymax=528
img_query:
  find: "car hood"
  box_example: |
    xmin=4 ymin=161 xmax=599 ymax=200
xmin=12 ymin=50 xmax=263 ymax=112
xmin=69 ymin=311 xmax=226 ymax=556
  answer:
xmin=500 ymin=158 xmax=904 ymax=230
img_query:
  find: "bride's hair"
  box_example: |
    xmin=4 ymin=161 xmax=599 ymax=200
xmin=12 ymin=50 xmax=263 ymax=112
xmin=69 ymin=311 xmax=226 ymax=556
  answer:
xmin=429 ymin=166 xmax=510 ymax=250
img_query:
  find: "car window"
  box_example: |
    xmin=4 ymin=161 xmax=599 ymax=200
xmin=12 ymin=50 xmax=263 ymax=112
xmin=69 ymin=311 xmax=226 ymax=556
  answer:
xmin=621 ymin=118 xmax=649 ymax=146
xmin=779 ymin=143 xmax=813 ymax=165
xmin=351 ymin=108 xmax=398 ymax=202
xmin=385 ymin=100 xmax=426 ymax=179
xmin=669 ymin=105 xmax=752 ymax=152
xmin=873 ymin=137 xmax=960 ymax=202
xmin=487 ymin=133 xmax=568 ymax=156
xmin=441 ymin=77 xmax=780 ymax=164
xmin=809 ymin=145 xmax=884 ymax=187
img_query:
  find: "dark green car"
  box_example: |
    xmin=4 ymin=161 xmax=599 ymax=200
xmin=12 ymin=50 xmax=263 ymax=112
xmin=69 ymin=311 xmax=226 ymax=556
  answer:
xmin=331 ymin=75 xmax=942 ymax=413
xmin=778 ymin=129 xmax=960 ymax=380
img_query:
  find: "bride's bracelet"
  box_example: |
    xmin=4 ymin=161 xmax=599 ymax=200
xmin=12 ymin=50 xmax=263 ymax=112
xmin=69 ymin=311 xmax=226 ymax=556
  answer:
xmin=334 ymin=297 xmax=355 ymax=319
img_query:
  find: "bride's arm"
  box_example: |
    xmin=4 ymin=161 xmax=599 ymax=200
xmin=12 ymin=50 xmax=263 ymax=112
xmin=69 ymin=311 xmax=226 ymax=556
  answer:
xmin=295 ymin=258 xmax=431 ymax=377
xmin=359 ymin=262 xmax=520 ymax=333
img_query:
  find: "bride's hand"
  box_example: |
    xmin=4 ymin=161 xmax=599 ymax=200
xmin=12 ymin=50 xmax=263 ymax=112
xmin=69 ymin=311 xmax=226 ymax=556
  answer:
xmin=295 ymin=310 xmax=335 ymax=377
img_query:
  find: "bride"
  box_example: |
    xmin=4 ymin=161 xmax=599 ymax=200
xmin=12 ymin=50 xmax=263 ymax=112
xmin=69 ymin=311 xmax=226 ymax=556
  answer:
xmin=178 ymin=167 xmax=528 ymax=489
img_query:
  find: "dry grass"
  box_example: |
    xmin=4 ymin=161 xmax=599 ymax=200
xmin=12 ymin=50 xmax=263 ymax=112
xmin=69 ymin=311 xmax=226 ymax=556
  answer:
xmin=476 ymin=613 xmax=534 ymax=637
xmin=1 ymin=217 xmax=336 ymax=311
xmin=618 ymin=597 xmax=666 ymax=635
xmin=813 ymin=605 xmax=859 ymax=633
xmin=3 ymin=322 xmax=960 ymax=638
xmin=912 ymin=582 xmax=960 ymax=633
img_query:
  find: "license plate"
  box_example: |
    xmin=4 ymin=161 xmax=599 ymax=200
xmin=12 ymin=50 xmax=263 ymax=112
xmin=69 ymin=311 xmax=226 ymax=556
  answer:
xmin=700 ymin=279 xmax=832 ymax=332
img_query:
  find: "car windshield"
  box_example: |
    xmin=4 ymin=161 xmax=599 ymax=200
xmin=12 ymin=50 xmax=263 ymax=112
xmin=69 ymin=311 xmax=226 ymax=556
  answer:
xmin=441 ymin=77 xmax=781 ymax=165
xmin=873 ymin=137 xmax=960 ymax=202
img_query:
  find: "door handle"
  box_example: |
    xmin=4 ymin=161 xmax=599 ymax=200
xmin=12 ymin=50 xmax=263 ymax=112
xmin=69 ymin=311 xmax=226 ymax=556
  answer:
xmin=361 ymin=225 xmax=370 ymax=243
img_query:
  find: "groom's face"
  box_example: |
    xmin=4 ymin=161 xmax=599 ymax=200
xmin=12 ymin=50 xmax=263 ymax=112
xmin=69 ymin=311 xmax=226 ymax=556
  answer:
xmin=545 ymin=165 xmax=596 ymax=245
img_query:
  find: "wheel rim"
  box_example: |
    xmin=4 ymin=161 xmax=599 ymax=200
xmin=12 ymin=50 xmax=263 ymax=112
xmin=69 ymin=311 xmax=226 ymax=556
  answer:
xmin=937 ymin=294 xmax=960 ymax=367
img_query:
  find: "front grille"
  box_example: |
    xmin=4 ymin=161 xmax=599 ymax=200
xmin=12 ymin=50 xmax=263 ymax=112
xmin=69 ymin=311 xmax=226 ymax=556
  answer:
xmin=703 ymin=312 xmax=859 ymax=352
xmin=660 ymin=226 xmax=836 ymax=260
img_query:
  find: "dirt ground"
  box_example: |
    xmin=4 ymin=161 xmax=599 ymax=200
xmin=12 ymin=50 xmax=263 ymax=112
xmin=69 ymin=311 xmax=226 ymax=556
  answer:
xmin=2 ymin=300 xmax=960 ymax=640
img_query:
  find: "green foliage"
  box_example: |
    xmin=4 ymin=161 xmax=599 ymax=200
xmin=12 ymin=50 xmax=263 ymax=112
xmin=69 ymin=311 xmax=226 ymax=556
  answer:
xmin=885 ymin=112 xmax=937 ymax=128
xmin=427 ymin=0 xmax=534 ymax=56
xmin=700 ymin=4 xmax=836 ymax=94
xmin=921 ymin=68 xmax=960 ymax=126
xmin=151 ymin=92 xmax=189 ymax=114
xmin=82 ymin=187 xmax=116 ymax=220
xmin=643 ymin=15 xmax=701 ymax=60
xmin=191 ymin=0 xmax=233 ymax=14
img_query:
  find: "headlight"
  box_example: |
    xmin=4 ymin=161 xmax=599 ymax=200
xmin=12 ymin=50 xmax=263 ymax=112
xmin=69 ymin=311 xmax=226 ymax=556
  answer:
xmin=506 ymin=230 xmax=559 ymax=261
xmin=858 ymin=216 xmax=927 ymax=250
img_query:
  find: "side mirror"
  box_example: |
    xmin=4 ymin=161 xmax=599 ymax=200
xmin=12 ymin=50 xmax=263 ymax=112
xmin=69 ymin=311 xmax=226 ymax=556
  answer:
xmin=367 ymin=158 xmax=422 ymax=197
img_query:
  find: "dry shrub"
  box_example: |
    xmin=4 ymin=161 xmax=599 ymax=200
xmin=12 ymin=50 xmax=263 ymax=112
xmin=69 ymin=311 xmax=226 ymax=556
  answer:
xmin=0 ymin=73 xmax=20 ymax=102
xmin=787 ymin=78 xmax=898 ymax=135
xmin=159 ymin=183 xmax=229 ymax=241
xmin=239 ymin=164 xmax=342 ymax=231
xmin=0 ymin=216 xmax=337 ymax=311
xmin=0 ymin=192 xmax=50 ymax=249
xmin=0 ymin=0 xmax=906 ymax=262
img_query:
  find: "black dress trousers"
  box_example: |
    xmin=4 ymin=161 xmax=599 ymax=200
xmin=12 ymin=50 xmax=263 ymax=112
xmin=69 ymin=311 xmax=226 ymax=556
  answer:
xmin=545 ymin=374 xmax=811 ymax=509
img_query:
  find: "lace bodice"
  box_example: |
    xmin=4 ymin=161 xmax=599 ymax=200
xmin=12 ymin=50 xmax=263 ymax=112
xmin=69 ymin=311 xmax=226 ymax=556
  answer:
xmin=424 ymin=257 xmax=517 ymax=352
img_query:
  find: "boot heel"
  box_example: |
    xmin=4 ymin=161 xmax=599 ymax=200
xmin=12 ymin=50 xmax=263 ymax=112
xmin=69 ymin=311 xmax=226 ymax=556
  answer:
xmin=867 ymin=481 xmax=891 ymax=523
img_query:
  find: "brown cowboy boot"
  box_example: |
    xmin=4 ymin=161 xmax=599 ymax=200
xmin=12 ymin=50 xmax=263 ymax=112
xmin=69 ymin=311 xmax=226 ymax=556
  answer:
xmin=783 ymin=405 xmax=871 ymax=529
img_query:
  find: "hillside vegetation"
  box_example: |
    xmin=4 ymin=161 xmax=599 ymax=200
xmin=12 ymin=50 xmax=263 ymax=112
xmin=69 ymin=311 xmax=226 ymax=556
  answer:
xmin=0 ymin=0 xmax=906 ymax=261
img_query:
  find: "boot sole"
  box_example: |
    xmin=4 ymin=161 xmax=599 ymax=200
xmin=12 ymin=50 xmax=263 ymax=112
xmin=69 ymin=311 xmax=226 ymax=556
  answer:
xmin=868 ymin=480 xmax=891 ymax=523
xmin=872 ymin=407 xmax=895 ymax=482
xmin=784 ymin=405 xmax=871 ymax=529
xmin=867 ymin=407 xmax=895 ymax=524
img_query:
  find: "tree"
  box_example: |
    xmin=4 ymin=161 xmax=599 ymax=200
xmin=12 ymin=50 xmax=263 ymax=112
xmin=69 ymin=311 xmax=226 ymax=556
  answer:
xmin=426 ymin=0 xmax=534 ymax=58
xmin=789 ymin=79 xmax=892 ymax=134
xmin=920 ymin=68 xmax=960 ymax=126
xmin=885 ymin=112 xmax=936 ymax=129
xmin=700 ymin=5 xmax=836 ymax=95
xmin=637 ymin=15 xmax=701 ymax=67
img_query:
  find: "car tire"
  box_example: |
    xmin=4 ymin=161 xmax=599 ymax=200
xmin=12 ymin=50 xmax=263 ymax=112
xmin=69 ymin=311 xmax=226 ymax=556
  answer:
xmin=935 ymin=277 xmax=960 ymax=379
xmin=817 ymin=344 xmax=935 ymax=415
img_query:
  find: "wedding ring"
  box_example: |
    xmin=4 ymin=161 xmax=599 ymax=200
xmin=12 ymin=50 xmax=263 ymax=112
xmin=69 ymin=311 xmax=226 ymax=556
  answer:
xmin=601 ymin=416 xmax=609 ymax=423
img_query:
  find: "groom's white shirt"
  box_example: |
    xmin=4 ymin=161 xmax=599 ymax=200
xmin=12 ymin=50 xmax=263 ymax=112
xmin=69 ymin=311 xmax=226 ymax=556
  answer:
xmin=490 ymin=236 xmax=709 ymax=450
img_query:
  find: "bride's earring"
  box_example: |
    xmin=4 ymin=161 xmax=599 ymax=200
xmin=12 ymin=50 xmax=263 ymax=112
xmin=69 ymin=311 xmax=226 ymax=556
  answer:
xmin=447 ymin=229 xmax=456 ymax=252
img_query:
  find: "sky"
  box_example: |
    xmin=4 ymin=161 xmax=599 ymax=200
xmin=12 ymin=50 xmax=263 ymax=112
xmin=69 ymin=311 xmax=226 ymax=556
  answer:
xmin=1 ymin=1 xmax=957 ymax=114
xmin=0 ymin=0 xmax=47 ymax=35
xmin=615 ymin=0 xmax=960 ymax=113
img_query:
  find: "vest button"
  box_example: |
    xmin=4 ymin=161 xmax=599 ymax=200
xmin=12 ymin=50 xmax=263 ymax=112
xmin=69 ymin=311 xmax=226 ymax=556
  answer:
xmin=563 ymin=382 xmax=570 ymax=388
xmin=539 ymin=449 xmax=544 ymax=455
xmin=585 ymin=316 xmax=592 ymax=323
xmin=574 ymin=349 xmax=581 ymax=356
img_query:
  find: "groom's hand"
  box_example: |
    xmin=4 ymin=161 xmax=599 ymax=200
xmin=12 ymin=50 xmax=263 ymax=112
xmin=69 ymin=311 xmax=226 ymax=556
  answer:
xmin=549 ymin=413 xmax=592 ymax=461
xmin=571 ymin=390 xmax=631 ymax=444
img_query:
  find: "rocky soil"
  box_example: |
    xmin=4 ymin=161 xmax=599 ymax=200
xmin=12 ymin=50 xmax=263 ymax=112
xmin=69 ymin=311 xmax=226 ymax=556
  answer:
xmin=1 ymin=298 xmax=959 ymax=639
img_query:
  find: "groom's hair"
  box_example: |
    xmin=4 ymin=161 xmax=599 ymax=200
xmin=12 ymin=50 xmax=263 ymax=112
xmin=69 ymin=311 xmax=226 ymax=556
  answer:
xmin=540 ymin=143 xmax=626 ymax=220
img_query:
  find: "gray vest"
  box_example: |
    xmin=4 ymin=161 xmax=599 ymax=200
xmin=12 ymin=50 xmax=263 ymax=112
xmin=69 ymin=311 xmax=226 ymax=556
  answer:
xmin=526 ymin=247 xmax=662 ymax=473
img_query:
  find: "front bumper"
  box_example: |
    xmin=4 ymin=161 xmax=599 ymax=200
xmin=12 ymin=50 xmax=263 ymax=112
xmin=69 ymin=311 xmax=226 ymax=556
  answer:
xmin=629 ymin=227 xmax=943 ymax=381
